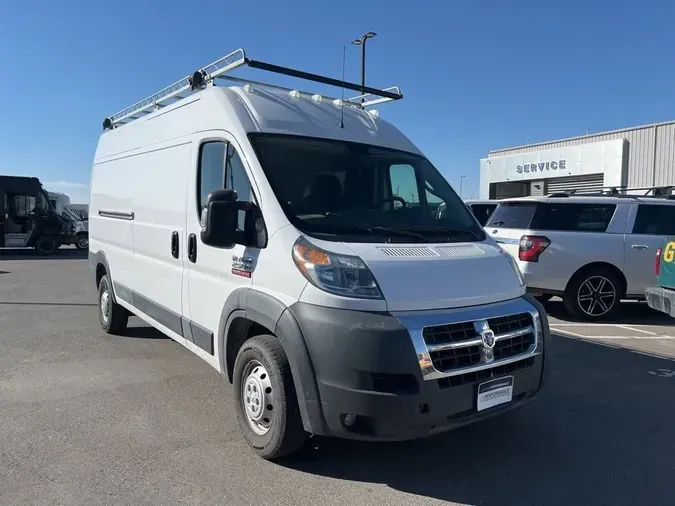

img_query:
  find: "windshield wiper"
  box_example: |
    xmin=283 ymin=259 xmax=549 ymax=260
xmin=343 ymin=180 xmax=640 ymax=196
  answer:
xmin=323 ymin=212 xmax=428 ymax=241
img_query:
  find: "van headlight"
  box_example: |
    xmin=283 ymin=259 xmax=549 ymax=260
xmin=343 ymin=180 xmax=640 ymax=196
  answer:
xmin=292 ymin=237 xmax=382 ymax=299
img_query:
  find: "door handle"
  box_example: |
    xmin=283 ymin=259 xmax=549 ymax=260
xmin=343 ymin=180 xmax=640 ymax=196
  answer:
xmin=631 ymin=244 xmax=649 ymax=250
xmin=171 ymin=231 xmax=179 ymax=259
xmin=188 ymin=233 xmax=197 ymax=263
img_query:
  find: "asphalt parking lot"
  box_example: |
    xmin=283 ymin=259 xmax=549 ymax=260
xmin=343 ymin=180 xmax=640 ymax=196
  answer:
xmin=1 ymin=249 xmax=675 ymax=506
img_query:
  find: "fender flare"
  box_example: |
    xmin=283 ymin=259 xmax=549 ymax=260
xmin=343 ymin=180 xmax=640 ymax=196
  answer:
xmin=89 ymin=250 xmax=117 ymax=302
xmin=217 ymin=287 xmax=327 ymax=435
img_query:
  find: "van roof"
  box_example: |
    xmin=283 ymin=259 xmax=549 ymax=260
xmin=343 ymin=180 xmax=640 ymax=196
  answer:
xmin=95 ymin=85 xmax=422 ymax=161
xmin=97 ymin=49 xmax=421 ymax=159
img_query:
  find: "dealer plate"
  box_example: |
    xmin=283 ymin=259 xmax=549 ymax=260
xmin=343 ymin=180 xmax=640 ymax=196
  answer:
xmin=477 ymin=376 xmax=514 ymax=412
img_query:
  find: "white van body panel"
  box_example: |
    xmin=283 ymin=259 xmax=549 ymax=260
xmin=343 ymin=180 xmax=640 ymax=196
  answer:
xmin=88 ymin=70 xmax=550 ymax=450
xmin=90 ymin=84 xmax=526 ymax=373
xmin=346 ymin=240 xmax=524 ymax=311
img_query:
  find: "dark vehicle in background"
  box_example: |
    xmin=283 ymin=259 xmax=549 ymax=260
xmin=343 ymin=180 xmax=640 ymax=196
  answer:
xmin=437 ymin=199 xmax=499 ymax=226
xmin=0 ymin=176 xmax=74 ymax=254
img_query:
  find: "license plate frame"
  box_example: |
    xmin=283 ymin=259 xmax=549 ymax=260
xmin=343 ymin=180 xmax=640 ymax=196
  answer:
xmin=476 ymin=376 xmax=514 ymax=412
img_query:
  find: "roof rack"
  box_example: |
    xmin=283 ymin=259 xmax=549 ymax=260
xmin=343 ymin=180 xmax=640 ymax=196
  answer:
xmin=103 ymin=48 xmax=403 ymax=130
xmin=547 ymin=185 xmax=675 ymax=199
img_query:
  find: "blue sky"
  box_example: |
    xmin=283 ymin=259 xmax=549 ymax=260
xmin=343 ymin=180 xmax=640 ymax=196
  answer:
xmin=1 ymin=0 xmax=674 ymax=203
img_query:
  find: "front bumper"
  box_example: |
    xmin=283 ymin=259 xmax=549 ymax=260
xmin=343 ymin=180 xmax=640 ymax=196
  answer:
xmin=646 ymin=286 xmax=675 ymax=318
xmin=290 ymin=295 xmax=549 ymax=441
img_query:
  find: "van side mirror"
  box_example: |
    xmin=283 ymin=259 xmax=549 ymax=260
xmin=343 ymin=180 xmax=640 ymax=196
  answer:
xmin=200 ymin=189 xmax=267 ymax=249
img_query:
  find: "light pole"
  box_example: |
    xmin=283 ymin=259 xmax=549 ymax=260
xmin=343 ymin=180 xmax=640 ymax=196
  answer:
xmin=460 ymin=175 xmax=466 ymax=198
xmin=352 ymin=32 xmax=377 ymax=100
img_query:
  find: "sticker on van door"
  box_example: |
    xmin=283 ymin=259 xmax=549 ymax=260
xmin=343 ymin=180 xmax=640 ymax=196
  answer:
xmin=232 ymin=255 xmax=254 ymax=278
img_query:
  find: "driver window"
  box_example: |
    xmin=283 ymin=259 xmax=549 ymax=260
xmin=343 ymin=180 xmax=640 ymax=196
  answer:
xmin=11 ymin=195 xmax=36 ymax=216
xmin=389 ymin=164 xmax=419 ymax=209
xmin=198 ymin=140 xmax=253 ymax=231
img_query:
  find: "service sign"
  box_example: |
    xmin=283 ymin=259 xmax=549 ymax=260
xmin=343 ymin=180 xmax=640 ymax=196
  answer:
xmin=480 ymin=139 xmax=625 ymax=185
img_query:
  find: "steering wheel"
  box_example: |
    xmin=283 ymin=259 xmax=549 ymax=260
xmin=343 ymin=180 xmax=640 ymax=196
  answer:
xmin=378 ymin=196 xmax=407 ymax=209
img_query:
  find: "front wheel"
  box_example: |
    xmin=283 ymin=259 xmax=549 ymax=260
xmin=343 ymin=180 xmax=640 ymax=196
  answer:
xmin=75 ymin=233 xmax=89 ymax=250
xmin=98 ymin=274 xmax=129 ymax=334
xmin=233 ymin=335 xmax=308 ymax=460
xmin=563 ymin=269 xmax=622 ymax=321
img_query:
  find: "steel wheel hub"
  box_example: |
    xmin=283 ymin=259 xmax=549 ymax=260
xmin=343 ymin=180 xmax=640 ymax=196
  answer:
xmin=100 ymin=289 xmax=110 ymax=323
xmin=578 ymin=276 xmax=616 ymax=316
xmin=242 ymin=360 xmax=274 ymax=435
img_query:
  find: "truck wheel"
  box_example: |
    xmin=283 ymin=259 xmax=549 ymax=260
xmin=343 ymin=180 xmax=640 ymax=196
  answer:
xmin=233 ymin=335 xmax=308 ymax=460
xmin=563 ymin=268 xmax=622 ymax=321
xmin=75 ymin=233 xmax=89 ymax=250
xmin=35 ymin=236 xmax=59 ymax=255
xmin=98 ymin=274 xmax=128 ymax=334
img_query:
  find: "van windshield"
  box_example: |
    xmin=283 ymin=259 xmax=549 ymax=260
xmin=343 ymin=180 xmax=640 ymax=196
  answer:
xmin=248 ymin=134 xmax=484 ymax=243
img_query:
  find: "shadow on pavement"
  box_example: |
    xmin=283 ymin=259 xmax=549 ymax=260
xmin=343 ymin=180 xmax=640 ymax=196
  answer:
xmin=281 ymin=334 xmax=675 ymax=505
xmin=0 ymin=248 xmax=88 ymax=261
xmin=544 ymin=299 xmax=674 ymax=325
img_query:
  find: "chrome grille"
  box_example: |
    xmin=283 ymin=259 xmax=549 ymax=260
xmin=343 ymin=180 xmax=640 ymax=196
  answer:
xmin=422 ymin=312 xmax=535 ymax=374
xmin=394 ymin=297 xmax=541 ymax=381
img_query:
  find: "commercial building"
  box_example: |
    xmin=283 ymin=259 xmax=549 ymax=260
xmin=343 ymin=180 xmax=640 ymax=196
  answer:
xmin=479 ymin=120 xmax=675 ymax=199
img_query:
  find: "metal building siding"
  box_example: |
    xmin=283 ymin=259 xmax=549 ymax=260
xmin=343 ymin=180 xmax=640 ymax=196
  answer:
xmin=654 ymin=123 xmax=675 ymax=186
xmin=545 ymin=174 xmax=604 ymax=194
xmin=488 ymin=125 xmax=661 ymax=188
xmin=530 ymin=180 xmax=545 ymax=196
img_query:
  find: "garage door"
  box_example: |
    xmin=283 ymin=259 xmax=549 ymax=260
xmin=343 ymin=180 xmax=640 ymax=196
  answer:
xmin=546 ymin=174 xmax=604 ymax=195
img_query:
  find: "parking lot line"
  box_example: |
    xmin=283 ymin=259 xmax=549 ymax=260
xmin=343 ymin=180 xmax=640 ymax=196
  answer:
xmin=617 ymin=325 xmax=657 ymax=336
xmin=552 ymin=327 xmax=675 ymax=340
xmin=550 ymin=323 xmax=630 ymax=327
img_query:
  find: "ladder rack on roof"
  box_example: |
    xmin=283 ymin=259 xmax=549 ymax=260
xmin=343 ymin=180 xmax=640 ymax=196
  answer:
xmin=548 ymin=185 xmax=675 ymax=198
xmin=103 ymin=48 xmax=403 ymax=130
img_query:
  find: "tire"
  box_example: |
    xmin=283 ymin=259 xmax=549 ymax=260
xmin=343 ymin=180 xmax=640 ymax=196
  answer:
xmin=34 ymin=236 xmax=58 ymax=255
xmin=97 ymin=274 xmax=129 ymax=334
xmin=535 ymin=294 xmax=553 ymax=303
xmin=563 ymin=268 xmax=622 ymax=321
xmin=233 ymin=335 xmax=308 ymax=460
xmin=75 ymin=233 xmax=89 ymax=250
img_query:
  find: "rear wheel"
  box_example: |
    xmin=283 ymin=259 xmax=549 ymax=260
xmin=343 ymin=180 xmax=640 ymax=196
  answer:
xmin=98 ymin=274 xmax=128 ymax=334
xmin=233 ymin=335 xmax=308 ymax=460
xmin=75 ymin=233 xmax=89 ymax=250
xmin=34 ymin=236 xmax=59 ymax=255
xmin=563 ymin=268 xmax=622 ymax=321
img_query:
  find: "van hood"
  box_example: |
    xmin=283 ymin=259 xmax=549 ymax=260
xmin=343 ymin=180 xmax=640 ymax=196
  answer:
xmin=346 ymin=241 xmax=525 ymax=311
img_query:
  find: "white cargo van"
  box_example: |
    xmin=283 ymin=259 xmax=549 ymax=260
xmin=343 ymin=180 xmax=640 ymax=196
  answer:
xmin=89 ymin=49 xmax=551 ymax=459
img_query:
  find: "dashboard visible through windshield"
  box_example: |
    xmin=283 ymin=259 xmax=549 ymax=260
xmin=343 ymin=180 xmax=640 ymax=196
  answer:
xmin=248 ymin=134 xmax=484 ymax=243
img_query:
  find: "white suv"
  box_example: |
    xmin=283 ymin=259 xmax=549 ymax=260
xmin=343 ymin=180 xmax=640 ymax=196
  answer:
xmin=485 ymin=192 xmax=675 ymax=320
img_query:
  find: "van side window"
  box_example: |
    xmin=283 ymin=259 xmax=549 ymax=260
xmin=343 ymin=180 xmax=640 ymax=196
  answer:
xmin=389 ymin=164 xmax=419 ymax=208
xmin=11 ymin=195 xmax=37 ymax=216
xmin=198 ymin=141 xmax=227 ymax=212
xmin=225 ymin=143 xmax=252 ymax=203
xmin=198 ymin=140 xmax=253 ymax=230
